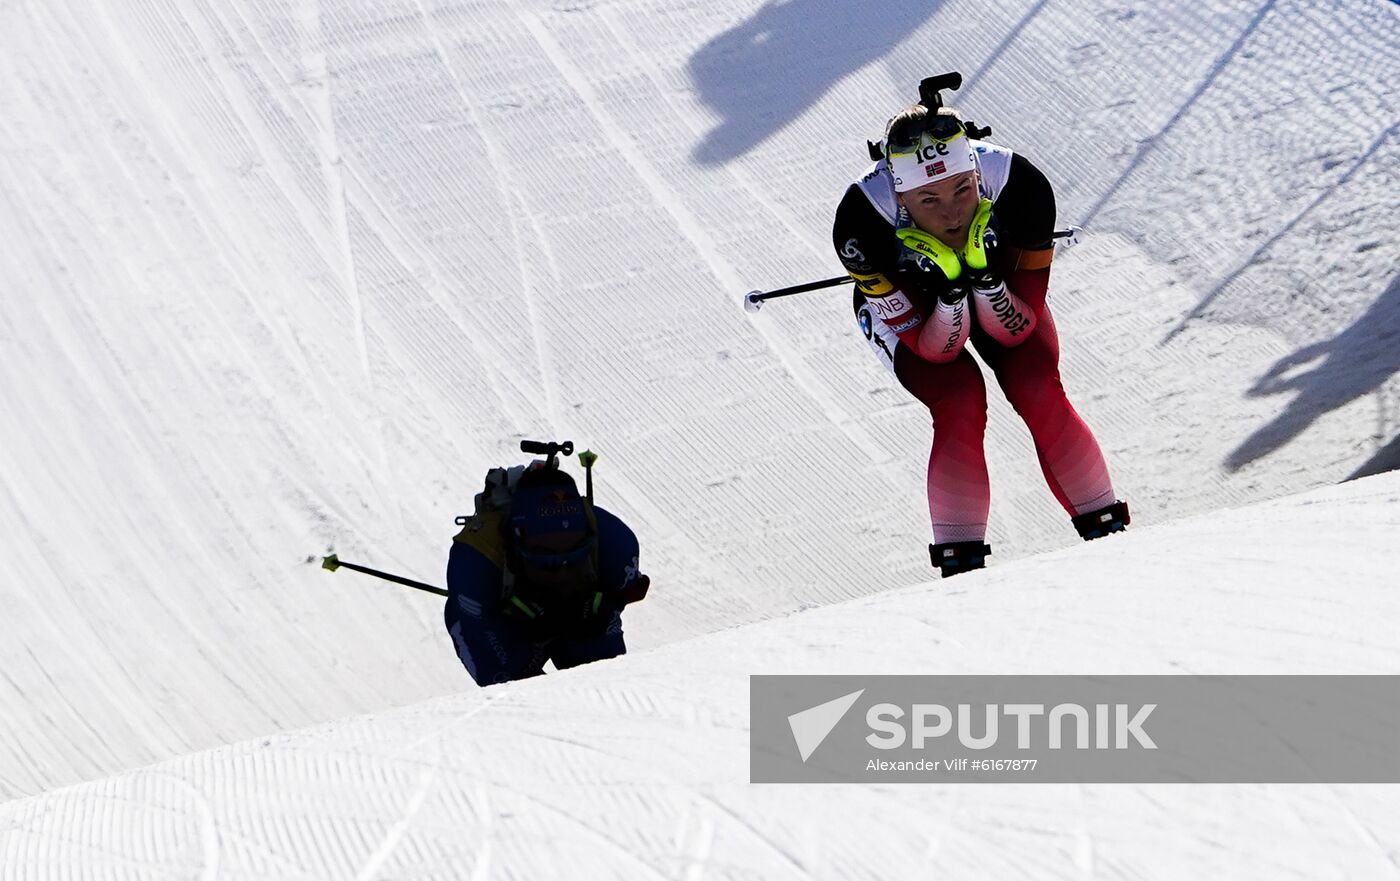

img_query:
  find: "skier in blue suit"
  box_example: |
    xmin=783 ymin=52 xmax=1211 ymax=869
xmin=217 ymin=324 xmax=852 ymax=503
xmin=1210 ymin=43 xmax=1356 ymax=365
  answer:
xmin=444 ymin=453 xmax=648 ymax=687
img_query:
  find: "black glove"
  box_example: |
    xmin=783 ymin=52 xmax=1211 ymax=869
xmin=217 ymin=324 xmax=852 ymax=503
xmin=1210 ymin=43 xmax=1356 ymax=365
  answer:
xmin=932 ymin=275 xmax=970 ymax=306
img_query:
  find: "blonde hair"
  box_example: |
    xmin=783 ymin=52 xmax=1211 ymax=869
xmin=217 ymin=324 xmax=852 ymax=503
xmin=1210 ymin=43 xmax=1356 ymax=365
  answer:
xmin=884 ymin=104 xmax=964 ymax=150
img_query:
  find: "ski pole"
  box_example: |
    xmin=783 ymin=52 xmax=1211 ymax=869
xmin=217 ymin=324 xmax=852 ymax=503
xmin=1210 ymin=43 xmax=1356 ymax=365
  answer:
xmin=743 ymin=275 xmax=852 ymax=313
xmin=579 ymin=449 xmax=598 ymax=504
xmin=741 ymin=226 xmax=1084 ymax=313
xmin=1054 ymin=225 xmax=1083 ymax=249
xmin=321 ymin=553 xmax=449 ymax=598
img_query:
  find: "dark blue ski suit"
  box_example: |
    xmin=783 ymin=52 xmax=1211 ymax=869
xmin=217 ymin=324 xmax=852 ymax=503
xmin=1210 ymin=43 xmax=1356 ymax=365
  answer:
xmin=444 ymin=506 xmax=641 ymax=686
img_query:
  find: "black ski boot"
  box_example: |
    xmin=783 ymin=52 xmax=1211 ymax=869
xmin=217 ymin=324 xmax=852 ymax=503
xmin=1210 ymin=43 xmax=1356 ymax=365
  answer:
xmin=930 ymin=541 xmax=991 ymax=578
xmin=1072 ymin=500 xmax=1131 ymax=540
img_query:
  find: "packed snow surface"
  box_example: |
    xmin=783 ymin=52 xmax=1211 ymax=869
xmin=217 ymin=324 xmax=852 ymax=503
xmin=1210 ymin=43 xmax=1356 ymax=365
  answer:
xmin=5 ymin=475 xmax=1400 ymax=879
xmin=1 ymin=0 xmax=1398 ymax=876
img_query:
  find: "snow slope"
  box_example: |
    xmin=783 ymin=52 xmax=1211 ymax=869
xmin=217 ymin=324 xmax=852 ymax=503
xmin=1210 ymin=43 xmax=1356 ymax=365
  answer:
xmin=4 ymin=473 xmax=1400 ymax=880
xmin=1 ymin=0 xmax=1397 ymax=837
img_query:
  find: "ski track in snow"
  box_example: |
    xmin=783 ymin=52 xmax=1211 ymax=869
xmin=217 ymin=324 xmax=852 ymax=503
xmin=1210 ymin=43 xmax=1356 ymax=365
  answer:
xmin=1077 ymin=0 xmax=1282 ymax=232
xmin=297 ymin=0 xmax=376 ymax=409
xmin=1165 ymin=117 xmax=1400 ymax=343
xmin=406 ymin=0 xmax=555 ymax=424
xmin=11 ymin=469 xmax=1400 ymax=879
xmin=518 ymin=10 xmax=898 ymax=470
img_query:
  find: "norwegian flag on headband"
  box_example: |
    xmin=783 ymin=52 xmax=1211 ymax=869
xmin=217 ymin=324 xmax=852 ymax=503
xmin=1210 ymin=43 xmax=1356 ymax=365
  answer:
xmin=925 ymin=161 xmax=946 ymax=178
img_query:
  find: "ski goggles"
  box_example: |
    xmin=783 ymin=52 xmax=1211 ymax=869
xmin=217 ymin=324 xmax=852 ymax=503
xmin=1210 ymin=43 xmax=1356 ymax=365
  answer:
xmin=885 ymin=113 xmax=978 ymax=192
xmin=885 ymin=111 xmax=967 ymax=156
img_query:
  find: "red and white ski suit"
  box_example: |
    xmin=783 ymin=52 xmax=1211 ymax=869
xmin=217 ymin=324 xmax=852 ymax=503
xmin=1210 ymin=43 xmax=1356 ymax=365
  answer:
xmin=834 ymin=142 xmax=1115 ymax=543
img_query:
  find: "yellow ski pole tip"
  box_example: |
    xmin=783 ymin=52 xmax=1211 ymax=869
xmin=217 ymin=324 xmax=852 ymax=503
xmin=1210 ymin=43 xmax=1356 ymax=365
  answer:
xmin=321 ymin=553 xmax=341 ymax=572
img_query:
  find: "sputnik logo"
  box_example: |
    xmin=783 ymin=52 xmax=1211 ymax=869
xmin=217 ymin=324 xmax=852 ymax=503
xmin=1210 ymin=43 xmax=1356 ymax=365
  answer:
xmin=787 ymin=689 xmax=864 ymax=762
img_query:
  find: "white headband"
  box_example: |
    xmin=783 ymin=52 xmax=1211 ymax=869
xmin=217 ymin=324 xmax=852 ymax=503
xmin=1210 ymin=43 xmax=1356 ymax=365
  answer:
xmin=888 ymin=130 xmax=978 ymax=193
